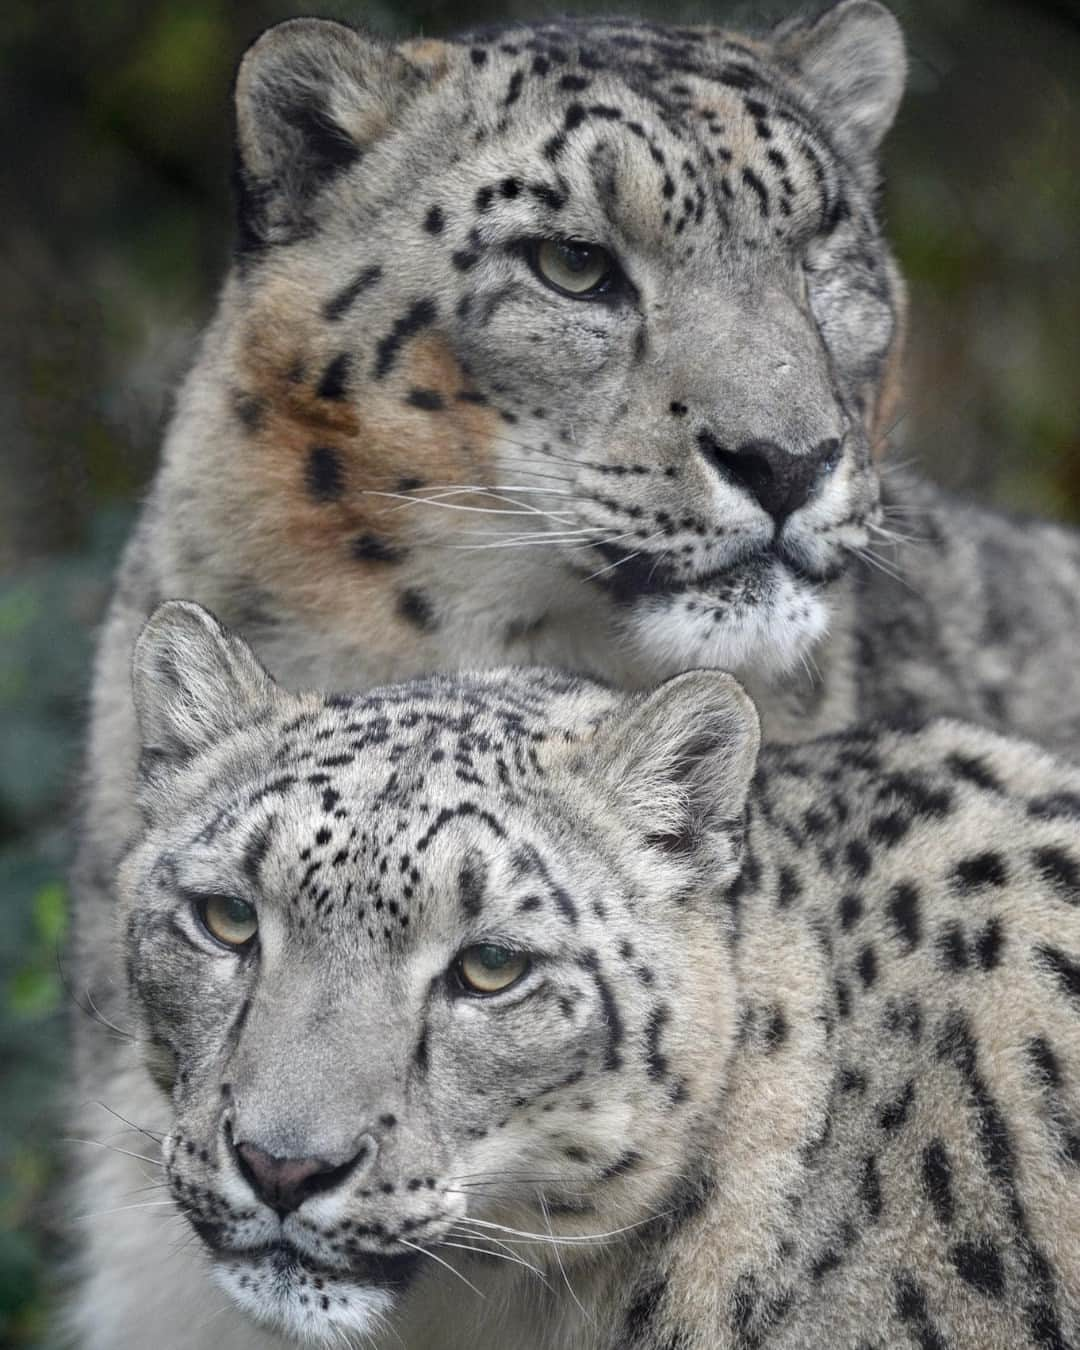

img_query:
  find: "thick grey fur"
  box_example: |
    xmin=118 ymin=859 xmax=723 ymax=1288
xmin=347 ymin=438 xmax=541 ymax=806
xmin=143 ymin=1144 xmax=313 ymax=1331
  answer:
xmin=69 ymin=3 xmax=1080 ymax=1344
xmin=83 ymin=600 xmax=1080 ymax=1349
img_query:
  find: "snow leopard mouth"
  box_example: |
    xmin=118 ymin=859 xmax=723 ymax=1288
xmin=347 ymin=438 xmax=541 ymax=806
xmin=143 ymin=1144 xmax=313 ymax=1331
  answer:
xmin=210 ymin=1240 xmax=408 ymax=1343
xmin=587 ymin=539 xmax=847 ymax=604
xmin=212 ymin=1236 xmax=420 ymax=1289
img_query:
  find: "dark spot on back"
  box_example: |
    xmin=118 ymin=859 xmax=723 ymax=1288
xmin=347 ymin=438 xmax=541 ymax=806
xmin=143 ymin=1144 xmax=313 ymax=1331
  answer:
xmin=950 ymin=1239 xmax=1005 ymax=1298
xmin=952 ymin=852 xmax=1008 ymax=891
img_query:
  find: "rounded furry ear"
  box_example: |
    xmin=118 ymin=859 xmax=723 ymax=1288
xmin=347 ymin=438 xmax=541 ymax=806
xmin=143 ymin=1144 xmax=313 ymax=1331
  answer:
xmin=598 ymin=671 xmax=760 ymax=862
xmin=233 ymin=18 xmax=430 ymax=251
xmin=131 ymin=601 xmax=277 ymax=785
xmin=774 ymin=0 xmax=906 ymax=156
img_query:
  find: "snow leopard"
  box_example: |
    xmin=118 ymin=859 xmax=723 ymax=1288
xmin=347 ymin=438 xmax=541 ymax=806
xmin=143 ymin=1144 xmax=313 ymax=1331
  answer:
xmin=76 ymin=598 xmax=1080 ymax=1349
xmin=70 ymin=1 xmax=1080 ymax=1341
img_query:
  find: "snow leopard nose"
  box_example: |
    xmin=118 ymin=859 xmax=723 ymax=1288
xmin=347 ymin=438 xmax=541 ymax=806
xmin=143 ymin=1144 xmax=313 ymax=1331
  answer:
xmin=699 ymin=434 xmax=842 ymax=523
xmin=234 ymin=1139 xmax=372 ymax=1216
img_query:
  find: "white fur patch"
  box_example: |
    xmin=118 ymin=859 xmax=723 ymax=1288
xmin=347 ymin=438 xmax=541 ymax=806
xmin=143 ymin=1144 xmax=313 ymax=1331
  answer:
xmin=212 ymin=1253 xmax=395 ymax=1346
xmin=618 ymin=560 xmax=830 ymax=681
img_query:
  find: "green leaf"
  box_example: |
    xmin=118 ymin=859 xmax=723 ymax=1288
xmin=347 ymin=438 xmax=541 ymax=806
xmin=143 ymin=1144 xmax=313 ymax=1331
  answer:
xmin=6 ymin=970 xmax=60 ymax=1020
xmin=32 ymin=882 xmax=67 ymax=947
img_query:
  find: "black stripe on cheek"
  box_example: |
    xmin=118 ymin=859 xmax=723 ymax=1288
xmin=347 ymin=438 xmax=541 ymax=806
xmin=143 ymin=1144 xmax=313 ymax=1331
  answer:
xmin=323 ymin=265 xmax=383 ymax=321
xmin=581 ymin=950 xmax=623 ymax=1070
xmin=351 ymin=533 xmax=405 ymax=564
xmin=645 ymin=1003 xmax=670 ymax=1080
xmin=317 ymin=352 xmax=352 ymax=400
xmin=229 ymin=995 xmax=253 ymax=1049
xmin=374 ymin=298 xmax=439 ymax=379
xmin=597 ymin=1149 xmax=641 ymax=1181
xmin=414 ymin=1021 xmax=429 ymax=1074
xmin=741 ymin=168 xmax=769 ymax=217
xmin=397 ymin=588 xmax=438 ymax=632
xmin=306 ymin=446 xmax=345 ymax=501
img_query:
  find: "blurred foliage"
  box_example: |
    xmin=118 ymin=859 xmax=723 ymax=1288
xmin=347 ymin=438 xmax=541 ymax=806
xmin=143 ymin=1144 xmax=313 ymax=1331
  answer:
xmin=0 ymin=0 xmax=1077 ymax=1341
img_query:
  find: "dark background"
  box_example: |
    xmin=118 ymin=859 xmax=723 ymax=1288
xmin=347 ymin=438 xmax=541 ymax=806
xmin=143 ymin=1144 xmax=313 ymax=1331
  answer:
xmin=1 ymin=0 xmax=1077 ymax=1341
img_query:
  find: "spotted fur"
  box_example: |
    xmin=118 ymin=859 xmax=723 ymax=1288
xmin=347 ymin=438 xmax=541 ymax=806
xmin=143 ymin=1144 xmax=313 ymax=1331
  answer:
xmin=72 ymin=4 xmax=1080 ymax=1342
xmin=77 ymin=601 xmax=1080 ymax=1349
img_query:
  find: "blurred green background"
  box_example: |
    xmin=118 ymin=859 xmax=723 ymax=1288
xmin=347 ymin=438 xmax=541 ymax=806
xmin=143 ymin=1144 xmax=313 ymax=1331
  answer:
xmin=0 ymin=0 xmax=1077 ymax=1341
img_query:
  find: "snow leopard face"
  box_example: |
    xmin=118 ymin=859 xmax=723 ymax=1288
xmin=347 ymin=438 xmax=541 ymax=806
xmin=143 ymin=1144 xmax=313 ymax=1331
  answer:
xmin=182 ymin=1 xmax=906 ymax=684
xmin=118 ymin=602 xmax=758 ymax=1342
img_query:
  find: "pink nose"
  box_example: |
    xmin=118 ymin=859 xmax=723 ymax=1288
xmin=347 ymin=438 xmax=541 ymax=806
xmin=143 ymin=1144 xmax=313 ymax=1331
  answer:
xmin=235 ymin=1141 xmax=360 ymax=1215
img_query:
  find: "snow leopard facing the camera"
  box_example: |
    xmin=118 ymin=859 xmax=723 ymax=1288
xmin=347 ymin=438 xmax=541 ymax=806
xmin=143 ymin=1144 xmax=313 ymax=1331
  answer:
xmin=79 ymin=599 xmax=1080 ymax=1350
xmin=70 ymin=2 xmax=1080 ymax=1341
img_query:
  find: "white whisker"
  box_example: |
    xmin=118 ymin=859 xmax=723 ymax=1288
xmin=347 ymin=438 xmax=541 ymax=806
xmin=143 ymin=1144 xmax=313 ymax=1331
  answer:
xmin=397 ymin=1239 xmax=486 ymax=1299
xmin=457 ymin=1210 xmax=668 ymax=1246
xmin=540 ymin=1192 xmax=591 ymax=1326
xmin=74 ymin=1200 xmax=179 ymax=1222
xmin=91 ymin=1101 xmax=166 ymax=1143
xmin=439 ymin=1238 xmax=547 ymax=1279
xmin=64 ymin=1136 xmax=164 ymax=1168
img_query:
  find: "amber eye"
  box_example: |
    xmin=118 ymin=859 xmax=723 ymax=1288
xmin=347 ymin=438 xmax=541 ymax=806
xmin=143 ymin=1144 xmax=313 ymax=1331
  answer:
xmin=457 ymin=944 xmax=530 ymax=995
xmin=532 ymin=239 xmax=614 ymax=297
xmin=197 ymin=895 xmax=258 ymax=949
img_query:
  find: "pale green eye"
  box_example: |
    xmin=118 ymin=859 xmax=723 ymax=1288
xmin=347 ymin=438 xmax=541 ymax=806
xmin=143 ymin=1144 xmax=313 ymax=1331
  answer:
xmin=458 ymin=944 xmax=530 ymax=994
xmin=533 ymin=239 xmax=613 ymax=297
xmin=199 ymin=895 xmax=258 ymax=948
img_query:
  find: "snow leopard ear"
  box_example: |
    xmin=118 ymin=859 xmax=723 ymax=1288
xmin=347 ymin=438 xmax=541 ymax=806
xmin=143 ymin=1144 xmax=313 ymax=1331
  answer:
xmin=598 ymin=671 xmax=760 ymax=870
xmin=132 ymin=601 xmax=277 ymax=792
xmin=233 ymin=19 xmax=447 ymax=252
xmin=773 ymin=0 xmax=906 ymax=156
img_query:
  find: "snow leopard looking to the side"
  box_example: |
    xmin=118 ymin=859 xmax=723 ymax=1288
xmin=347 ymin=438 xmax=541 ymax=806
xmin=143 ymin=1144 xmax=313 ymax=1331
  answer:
xmin=77 ymin=599 xmax=1080 ymax=1350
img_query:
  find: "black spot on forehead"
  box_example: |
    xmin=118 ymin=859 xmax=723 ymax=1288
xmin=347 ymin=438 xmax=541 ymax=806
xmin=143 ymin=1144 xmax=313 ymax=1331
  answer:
xmin=459 ymin=852 xmax=488 ymax=918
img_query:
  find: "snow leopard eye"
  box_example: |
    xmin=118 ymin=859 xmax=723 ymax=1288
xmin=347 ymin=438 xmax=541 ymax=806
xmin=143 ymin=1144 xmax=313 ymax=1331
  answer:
xmin=196 ymin=894 xmax=258 ymax=949
xmin=457 ymin=944 xmax=530 ymax=995
xmin=531 ymin=239 xmax=614 ymax=298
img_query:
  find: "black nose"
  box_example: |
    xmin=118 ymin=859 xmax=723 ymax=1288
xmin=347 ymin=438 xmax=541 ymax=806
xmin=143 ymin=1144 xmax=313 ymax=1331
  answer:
xmin=235 ymin=1140 xmax=368 ymax=1216
xmin=699 ymin=434 xmax=841 ymax=523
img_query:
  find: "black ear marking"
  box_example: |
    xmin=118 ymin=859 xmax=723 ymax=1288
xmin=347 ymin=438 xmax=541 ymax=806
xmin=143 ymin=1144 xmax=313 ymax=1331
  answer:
xmin=234 ymin=19 xmax=429 ymax=252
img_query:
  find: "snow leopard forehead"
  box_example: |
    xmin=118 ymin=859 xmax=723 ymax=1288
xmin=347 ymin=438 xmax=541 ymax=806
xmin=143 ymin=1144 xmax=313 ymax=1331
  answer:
xmin=150 ymin=668 xmax=622 ymax=956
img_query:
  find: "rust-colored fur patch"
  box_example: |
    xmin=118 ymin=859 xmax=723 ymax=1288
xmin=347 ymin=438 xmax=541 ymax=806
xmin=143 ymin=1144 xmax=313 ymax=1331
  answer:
xmin=226 ymin=282 xmax=499 ymax=624
xmin=397 ymin=38 xmax=454 ymax=78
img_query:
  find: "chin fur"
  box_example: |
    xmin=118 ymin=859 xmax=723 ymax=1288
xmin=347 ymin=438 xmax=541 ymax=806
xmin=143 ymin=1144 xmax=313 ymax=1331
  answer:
xmin=211 ymin=1252 xmax=396 ymax=1346
xmin=618 ymin=561 xmax=830 ymax=680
